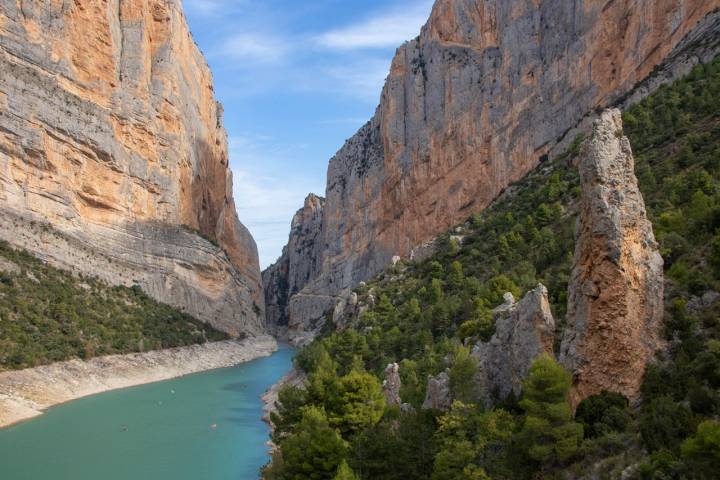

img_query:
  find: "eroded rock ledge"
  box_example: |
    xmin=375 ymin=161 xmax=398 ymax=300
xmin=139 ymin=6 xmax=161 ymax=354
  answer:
xmin=0 ymin=335 xmax=278 ymax=429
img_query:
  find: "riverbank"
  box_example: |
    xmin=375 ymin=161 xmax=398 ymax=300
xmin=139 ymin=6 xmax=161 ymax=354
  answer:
xmin=0 ymin=335 xmax=278 ymax=428
xmin=261 ymin=367 xmax=307 ymax=425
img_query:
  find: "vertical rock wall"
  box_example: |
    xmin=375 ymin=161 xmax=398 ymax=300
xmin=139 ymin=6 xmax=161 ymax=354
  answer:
xmin=0 ymin=0 xmax=264 ymax=336
xmin=265 ymin=0 xmax=720 ymax=339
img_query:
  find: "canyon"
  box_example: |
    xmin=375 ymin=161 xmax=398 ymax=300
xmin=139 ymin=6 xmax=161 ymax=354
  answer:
xmin=0 ymin=0 xmax=263 ymax=336
xmin=265 ymin=0 xmax=720 ymax=341
xmin=1 ymin=0 xmax=719 ymax=478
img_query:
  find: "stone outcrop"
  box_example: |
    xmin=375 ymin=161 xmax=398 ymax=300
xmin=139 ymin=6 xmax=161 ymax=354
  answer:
xmin=263 ymin=194 xmax=327 ymax=338
xmin=0 ymin=0 xmax=263 ymax=335
xmin=559 ymin=109 xmax=664 ymax=408
xmin=382 ymin=362 xmax=402 ymax=407
xmin=265 ymin=0 xmax=720 ymax=338
xmin=0 ymin=335 xmax=278 ymax=428
xmin=473 ymin=285 xmax=556 ymax=406
xmin=422 ymin=370 xmax=451 ymax=411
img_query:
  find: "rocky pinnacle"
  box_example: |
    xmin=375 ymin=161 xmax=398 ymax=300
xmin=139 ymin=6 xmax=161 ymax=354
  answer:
xmin=559 ymin=109 xmax=664 ymax=408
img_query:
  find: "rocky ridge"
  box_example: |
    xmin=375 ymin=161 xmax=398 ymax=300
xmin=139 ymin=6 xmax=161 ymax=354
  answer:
xmin=0 ymin=0 xmax=263 ymax=335
xmin=265 ymin=0 xmax=720 ymax=340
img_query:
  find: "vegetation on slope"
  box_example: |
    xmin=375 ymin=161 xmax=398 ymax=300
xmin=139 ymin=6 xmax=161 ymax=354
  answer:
xmin=0 ymin=241 xmax=228 ymax=370
xmin=265 ymin=58 xmax=720 ymax=480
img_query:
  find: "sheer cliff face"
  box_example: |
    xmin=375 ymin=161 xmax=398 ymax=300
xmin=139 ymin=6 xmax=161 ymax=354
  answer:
xmin=263 ymin=194 xmax=325 ymax=335
xmin=0 ymin=0 xmax=264 ymax=336
xmin=267 ymin=0 xmax=719 ymax=337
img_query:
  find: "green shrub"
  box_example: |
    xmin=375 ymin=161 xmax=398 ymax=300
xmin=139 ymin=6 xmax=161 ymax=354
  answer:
xmin=575 ymin=391 xmax=631 ymax=439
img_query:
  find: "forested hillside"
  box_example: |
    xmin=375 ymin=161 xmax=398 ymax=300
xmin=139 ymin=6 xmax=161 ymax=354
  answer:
xmin=0 ymin=241 xmax=227 ymax=370
xmin=264 ymin=59 xmax=720 ymax=480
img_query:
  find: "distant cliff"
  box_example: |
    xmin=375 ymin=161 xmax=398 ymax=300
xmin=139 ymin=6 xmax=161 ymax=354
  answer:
xmin=265 ymin=0 xmax=720 ymax=339
xmin=263 ymin=194 xmax=325 ymax=336
xmin=0 ymin=0 xmax=263 ymax=336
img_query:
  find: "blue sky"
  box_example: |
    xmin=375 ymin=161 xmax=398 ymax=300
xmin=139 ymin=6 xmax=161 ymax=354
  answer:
xmin=183 ymin=0 xmax=434 ymax=268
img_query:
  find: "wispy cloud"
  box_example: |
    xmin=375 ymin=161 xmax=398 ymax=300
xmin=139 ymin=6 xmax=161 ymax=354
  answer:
xmin=315 ymin=1 xmax=433 ymax=50
xmin=185 ymin=1 xmax=435 ymax=266
xmin=228 ymin=135 xmax=323 ymax=269
xmin=322 ymin=59 xmax=390 ymax=100
xmin=218 ymin=33 xmax=289 ymax=63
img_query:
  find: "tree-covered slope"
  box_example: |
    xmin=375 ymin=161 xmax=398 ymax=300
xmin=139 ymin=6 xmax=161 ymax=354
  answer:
xmin=265 ymin=58 xmax=720 ymax=480
xmin=0 ymin=241 xmax=228 ymax=370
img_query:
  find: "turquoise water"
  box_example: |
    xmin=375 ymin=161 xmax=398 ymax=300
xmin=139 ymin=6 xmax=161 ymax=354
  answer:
xmin=0 ymin=345 xmax=294 ymax=480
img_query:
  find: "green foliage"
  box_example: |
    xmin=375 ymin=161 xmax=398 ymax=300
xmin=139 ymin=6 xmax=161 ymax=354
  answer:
xmin=575 ymin=391 xmax=631 ymax=439
xmin=432 ymin=402 xmax=514 ymax=480
xmin=349 ymin=411 xmax=437 ymax=480
xmin=0 ymin=241 xmax=226 ymax=370
xmin=681 ymin=420 xmax=720 ymax=479
xmin=270 ymin=385 xmax=309 ymax=441
xmin=325 ymin=369 xmax=385 ymax=435
xmin=266 ymin=406 xmax=348 ymax=480
xmin=518 ymin=354 xmax=583 ymax=466
xmin=269 ymin=58 xmax=720 ymax=480
xmin=640 ymin=396 xmax=695 ymax=453
xmin=333 ymin=460 xmax=359 ymax=480
xmin=448 ymin=346 xmax=479 ymax=403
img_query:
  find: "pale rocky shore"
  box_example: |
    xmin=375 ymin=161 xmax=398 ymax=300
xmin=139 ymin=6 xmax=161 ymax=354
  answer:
xmin=262 ymin=367 xmax=306 ymax=424
xmin=0 ymin=335 xmax=278 ymax=429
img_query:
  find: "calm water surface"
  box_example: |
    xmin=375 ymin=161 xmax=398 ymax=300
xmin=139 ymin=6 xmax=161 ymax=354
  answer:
xmin=0 ymin=345 xmax=294 ymax=480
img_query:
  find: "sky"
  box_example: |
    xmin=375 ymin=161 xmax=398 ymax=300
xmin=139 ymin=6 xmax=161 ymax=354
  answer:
xmin=183 ymin=0 xmax=434 ymax=269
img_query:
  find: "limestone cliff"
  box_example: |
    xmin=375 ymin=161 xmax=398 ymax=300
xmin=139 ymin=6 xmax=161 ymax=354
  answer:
xmin=0 ymin=0 xmax=264 ymax=335
xmin=559 ymin=109 xmax=664 ymax=408
xmin=472 ymin=285 xmax=556 ymax=407
xmin=262 ymin=193 xmax=325 ymax=336
xmin=265 ymin=0 xmax=720 ymax=339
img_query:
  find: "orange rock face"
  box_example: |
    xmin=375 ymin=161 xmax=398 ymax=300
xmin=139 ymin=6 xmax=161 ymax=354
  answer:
xmin=0 ymin=0 xmax=263 ymax=335
xmin=267 ymin=0 xmax=719 ymax=338
xmin=559 ymin=109 xmax=664 ymax=408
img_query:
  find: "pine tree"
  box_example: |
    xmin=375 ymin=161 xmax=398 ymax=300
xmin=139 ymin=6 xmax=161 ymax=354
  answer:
xmin=273 ymin=406 xmax=348 ymax=480
xmin=333 ymin=460 xmax=359 ymax=480
xmin=517 ymin=354 xmax=583 ymax=466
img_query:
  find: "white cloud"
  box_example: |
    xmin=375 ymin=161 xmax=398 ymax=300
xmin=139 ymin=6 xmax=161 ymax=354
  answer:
xmin=315 ymin=1 xmax=433 ymax=50
xmin=228 ymin=135 xmax=323 ymax=269
xmin=218 ymin=33 xmax=289 ymax=63
xmin=322 ymin=59 xmax=390 ymax=100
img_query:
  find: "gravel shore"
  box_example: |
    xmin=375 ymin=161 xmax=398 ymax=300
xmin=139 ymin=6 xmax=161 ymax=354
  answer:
xmin=0 ymin=335 xmax=278 ymax=428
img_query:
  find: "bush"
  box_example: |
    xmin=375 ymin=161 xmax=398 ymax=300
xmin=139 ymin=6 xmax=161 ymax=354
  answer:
xmin=575 ymin=391 xmax=631 ymax=438
xmin=640 ymin=396 xmax=695 ymax=453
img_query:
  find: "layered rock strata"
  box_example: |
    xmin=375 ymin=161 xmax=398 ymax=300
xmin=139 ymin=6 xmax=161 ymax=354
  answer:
xmin=559 ymin=109 xmax=664 ymax=407
xmin=472 ymin=285 xmax=556 ymax=406
xmin=0 ymin=0 xmax=263 ymax=335
xmin=265 ymin=0 xmax=720 ymax=339
xmin=0 ymin=335 xmax=278 ymax=428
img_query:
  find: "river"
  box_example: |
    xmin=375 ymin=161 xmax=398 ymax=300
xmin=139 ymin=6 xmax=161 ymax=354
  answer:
xmin=0 ymin=345 xmax=294 ymax=480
